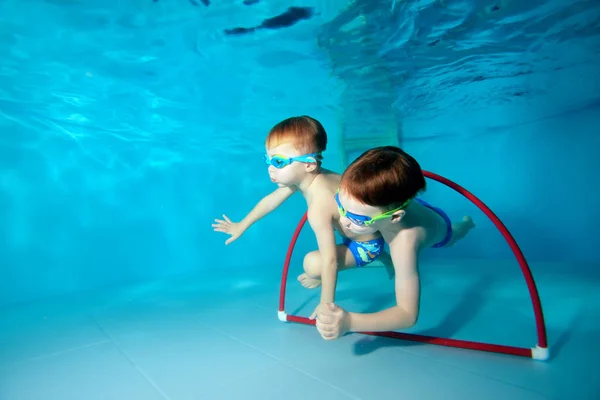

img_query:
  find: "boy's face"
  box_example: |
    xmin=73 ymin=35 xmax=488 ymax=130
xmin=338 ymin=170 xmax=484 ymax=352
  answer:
xmin=265 ymin=142 xmax=316 ymax=187
xmin=336 ymin=190 xmax=384 ymax=235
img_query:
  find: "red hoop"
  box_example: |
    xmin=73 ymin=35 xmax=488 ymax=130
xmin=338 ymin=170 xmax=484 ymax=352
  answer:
xmin=277 ymin=170 xmax=549 ymax=360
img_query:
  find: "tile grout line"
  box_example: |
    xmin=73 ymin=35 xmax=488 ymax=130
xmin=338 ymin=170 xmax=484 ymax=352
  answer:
xmin=212 ymin=329 xmax=361 ymax=400
xmin=3 ymin=340 xmax=111 ymax=367
xmin=205 ymin=303 xmax=547 ymax=399
xmin=193 ymin=316 xmax=362 ymax=400
xmin=185 ymin=301 xmax=361 ymax=398
xmin=395 ymin=347 xmax=551 ymax=398
xmin=90 ymin=316 xmax=174 ymax=400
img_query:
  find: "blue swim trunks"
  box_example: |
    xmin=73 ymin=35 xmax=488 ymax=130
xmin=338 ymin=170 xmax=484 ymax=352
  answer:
xmin=342 ymin=236 xmax=386 ymax=267
xmin=413 ymin=198 xmax=453 ymax=248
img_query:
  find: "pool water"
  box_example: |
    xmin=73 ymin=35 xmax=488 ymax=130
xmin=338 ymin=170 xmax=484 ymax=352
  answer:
xmin=1 ymin=0 xmax=599 ymax=398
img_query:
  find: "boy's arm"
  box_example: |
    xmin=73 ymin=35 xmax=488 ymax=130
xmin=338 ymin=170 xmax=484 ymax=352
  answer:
xmin=346 ymin=239 xmax=420 ymax=332
xmin=239 ymin=186 xmax=297 ymax=231
xmin=307 ymin=206 xmax=338 ymax=304
xmin=214 ymin=186 xmax=297 ymax=245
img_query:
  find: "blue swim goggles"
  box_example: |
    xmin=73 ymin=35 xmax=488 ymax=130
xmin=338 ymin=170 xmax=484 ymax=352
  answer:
xmin=264 ymin=152 xmax=322 ymax=169
xmin=335 ymin=190 xmax=411 ymax=227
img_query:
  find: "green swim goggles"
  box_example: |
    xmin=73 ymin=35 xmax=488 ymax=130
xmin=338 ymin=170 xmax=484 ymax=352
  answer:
xmin=264 ymin=152 xmax=322 ymax=169
xmin=335 ymin=190 xmax=411 ymax=227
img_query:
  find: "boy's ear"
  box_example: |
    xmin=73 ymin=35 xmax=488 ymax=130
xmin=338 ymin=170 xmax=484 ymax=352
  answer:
xmin=390 ymin=210 xmax=406 ymax=223
xmin=305 ymin=162 xmax=318 ymax=173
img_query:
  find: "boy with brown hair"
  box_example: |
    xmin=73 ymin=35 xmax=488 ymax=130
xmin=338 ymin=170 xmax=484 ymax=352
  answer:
xmin=212 ymin=116 xmax=394 ymax=317
xmin=312 ymin=146 xmax=475 ymax=340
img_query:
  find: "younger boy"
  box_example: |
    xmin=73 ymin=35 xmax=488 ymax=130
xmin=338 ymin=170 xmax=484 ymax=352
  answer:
xmin=212 ymin=116 xmax=393 ymax=313
xmin=312 ymin=146 xmax=476 ymax=340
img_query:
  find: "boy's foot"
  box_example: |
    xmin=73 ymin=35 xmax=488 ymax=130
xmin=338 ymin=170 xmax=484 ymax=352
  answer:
xmin=446 ymin=216 xmax=476 ymax=247
xmin=463 ymin=215 xmax=475 ymax=227
xmin=297 ymin=273 xmax=321 ymax=289
xmin=458 ymin=216 xmax=475 ymax=235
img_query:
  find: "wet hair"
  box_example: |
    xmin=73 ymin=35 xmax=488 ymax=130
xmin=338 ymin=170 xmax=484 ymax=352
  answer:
xmin=340 ymin=146 xmax=426 ymax=209
xmin=265 ymin=116 xmax=327 ymax=164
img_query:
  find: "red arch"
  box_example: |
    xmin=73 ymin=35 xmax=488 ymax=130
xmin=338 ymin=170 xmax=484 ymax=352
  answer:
xmin=278 ymin=170 xmax=548 ymax=360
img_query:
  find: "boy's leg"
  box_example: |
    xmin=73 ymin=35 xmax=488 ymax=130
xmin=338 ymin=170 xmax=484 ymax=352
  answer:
xmin=298 ymin=244 xmax=357 ymax=289
xmin=444 ymin=216 xmax=476 ymax=247
xmin=298 ymin=244 xmax=395 ymax=288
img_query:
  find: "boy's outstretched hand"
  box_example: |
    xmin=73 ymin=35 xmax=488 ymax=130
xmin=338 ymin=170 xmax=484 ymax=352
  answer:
xmin=310 ymin=303 xmax=350 ymax=340
xmin=212 ymin=214 xmax=245 ymax=245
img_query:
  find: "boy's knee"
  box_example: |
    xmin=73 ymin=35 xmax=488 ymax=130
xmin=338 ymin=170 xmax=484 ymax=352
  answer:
xmin=303 ymin=252 xmax=321 ymax=276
